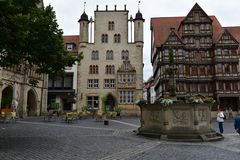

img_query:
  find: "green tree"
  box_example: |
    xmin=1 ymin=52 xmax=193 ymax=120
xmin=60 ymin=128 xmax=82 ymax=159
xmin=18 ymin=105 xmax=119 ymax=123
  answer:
xmin=0 ymin=0 xmax=82 ymax=75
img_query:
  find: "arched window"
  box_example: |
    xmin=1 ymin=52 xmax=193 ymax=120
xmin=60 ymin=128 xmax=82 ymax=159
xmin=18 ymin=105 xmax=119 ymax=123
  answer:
xmin=114 ymin=34 xmax=121 ymax=43
xmin=106 ymin=50 xmax=113 ymax=60
xmin=121 ymin=50 xmax=129 ymax=60
xmin=91 ymin=50 xmax=99 ymax=60
xmin=108 ymin=21 xmax=114 ymax=30
xmin=111 ymin=65 xmax=115 ymax=74
xmin=90 ymin=65 xmax=98 ymax=74
xmin=95 ymin=65 xmax=98 ymax=74
xmin=101 ymin=34 xmax=108 ymax=43
xmin=89 ymin=65 xmax=93 ymax=74
xmin=105 ymin=65 xmax=115 ymax=74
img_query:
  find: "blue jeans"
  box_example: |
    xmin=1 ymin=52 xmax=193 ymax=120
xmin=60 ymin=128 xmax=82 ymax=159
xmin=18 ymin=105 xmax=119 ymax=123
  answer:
xmin=218 ymin=122 xmax=223 ymax=133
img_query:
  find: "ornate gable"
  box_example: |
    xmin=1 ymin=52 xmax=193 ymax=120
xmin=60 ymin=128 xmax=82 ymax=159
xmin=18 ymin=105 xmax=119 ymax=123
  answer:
xmin=163 ymin=29 xmax=184 ymax=46
xmin=182 ymin=3 xmax=212 ymax=23
xmin=216 ymin=29 xmax=239 ymax=46
xmin=117 ymin=60 xmax=136 ymax=73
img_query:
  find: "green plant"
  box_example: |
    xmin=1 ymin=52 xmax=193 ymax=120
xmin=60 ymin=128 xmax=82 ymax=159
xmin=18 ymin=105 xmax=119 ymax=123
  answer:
xmin=81 ymin=105 xmax=88 ymax=112
xmin=203 ymin=97 xmax=215 ymax=104
xmin=101 ymin=95 xmax=107 ymax=114
xmin=188 ymin=97 xmax=204 ymax=104
xmin=115 ymin=106 xmax=122 ymax=114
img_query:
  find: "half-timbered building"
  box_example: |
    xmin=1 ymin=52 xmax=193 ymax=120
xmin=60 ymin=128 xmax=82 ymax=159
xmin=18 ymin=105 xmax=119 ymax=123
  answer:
xmin=151 ymin=3 xmax=240 ymax=112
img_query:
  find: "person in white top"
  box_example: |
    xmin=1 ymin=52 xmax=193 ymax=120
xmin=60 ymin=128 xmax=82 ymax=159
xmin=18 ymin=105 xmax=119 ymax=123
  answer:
xmin=217 ymin=108 xmax=225 ymax=134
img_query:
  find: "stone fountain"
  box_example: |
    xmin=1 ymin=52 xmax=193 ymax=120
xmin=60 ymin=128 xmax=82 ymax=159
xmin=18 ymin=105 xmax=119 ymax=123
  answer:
xmin=137 ymin=50 xmax=223 ymax=142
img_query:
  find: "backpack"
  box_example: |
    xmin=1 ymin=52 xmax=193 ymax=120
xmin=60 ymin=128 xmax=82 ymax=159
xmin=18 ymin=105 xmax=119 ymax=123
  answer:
xmin=223 ymin=113 xmax=226 ymax=120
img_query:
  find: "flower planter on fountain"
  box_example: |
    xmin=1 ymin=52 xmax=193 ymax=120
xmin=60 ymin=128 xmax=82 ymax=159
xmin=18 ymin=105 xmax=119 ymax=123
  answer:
xmin=136 ymin=98 xmax=224 ymax=142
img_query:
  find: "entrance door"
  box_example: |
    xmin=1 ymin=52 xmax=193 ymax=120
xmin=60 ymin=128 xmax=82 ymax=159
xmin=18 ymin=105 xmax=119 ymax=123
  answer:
xmin=220 ymin=97 xmax=238 ymax=111
xmin=105 ymin=94 xmax=115 ymax=111
xmin=27 ymin=89 xmax=37 ymax=116
xmin=1 ymin=86 xmax=13 ymax=109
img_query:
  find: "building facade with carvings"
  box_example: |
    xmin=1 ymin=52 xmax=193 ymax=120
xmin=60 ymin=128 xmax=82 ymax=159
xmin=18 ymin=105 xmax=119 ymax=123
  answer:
xmin=77 ymin=5 xmax=144 ymax=115
xmin=0 ymin=0 xmax=48 ymax=118
xmin=151 ymin=3 xmax=240 ymax=111
xmin=0 ymin=65 xmax=48 ymax=117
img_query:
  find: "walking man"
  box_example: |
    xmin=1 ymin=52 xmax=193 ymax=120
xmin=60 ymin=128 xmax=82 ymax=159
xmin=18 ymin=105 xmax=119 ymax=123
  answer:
xmin=234 ymin=112 xmax=240 ymax=135
xmin=217 ymin=108 xmax=225 ymax=134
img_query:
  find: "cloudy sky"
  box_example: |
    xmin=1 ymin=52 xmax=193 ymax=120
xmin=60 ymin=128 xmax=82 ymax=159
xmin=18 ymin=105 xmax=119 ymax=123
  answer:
xmin=43 ymin=0 xmax=240 ymax=81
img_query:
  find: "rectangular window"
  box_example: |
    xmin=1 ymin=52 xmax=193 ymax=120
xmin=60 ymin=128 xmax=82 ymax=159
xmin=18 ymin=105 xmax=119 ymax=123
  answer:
xmin=104 ymin=79 xmax=115 ymax=88
xmin=88 ymin=79 xmax=99 ymax=88
xmin=199 ymin=84 xmax=206 ymax=92
xmin=225 ymin=82 xmax=231 ymax=90
xmin=48 ymin=78 xmax=53 ymax=87
xmin=179 ymin=82 xmax=184 ymax=92
xmin=64 ymin=75 xmax=73 ymax=88
xmin=217 ymin=64 xmax=222 ymax=73
xmin=192 ymin=66 xmax=198 ymax=76
xmin=119 ymin=90 xmax=134 ymax=104
xmin=207 ymin=65 xmax=211 ymax=74
xmin=232 ymin=64 xmax=237 ymax=73
xmin=200 ymin=66 xmax=205 ymax=75
xmin=232 ymin=82 xmax=238 ymax=90
xmin=87 ymin=96 xmax=99 ymax=108
xmin=216 ymin=49 xmax=221 ymax=55
xmin=192 ymin=83 xmax=198 ymax=92
xmin=218 ymin=82 xmax=223 ymax=90
xmin=178 ymin=65 xmax=184 ymax=74
xmin=54 ymin=77 xmax=62 ymax=87
xmin=185 ymin=66 xmax=190 ymax=75
xmin=66 ymin=44 xmax=73 ymax=51
xmin=225 ymin=64 xmax=230 ymax=73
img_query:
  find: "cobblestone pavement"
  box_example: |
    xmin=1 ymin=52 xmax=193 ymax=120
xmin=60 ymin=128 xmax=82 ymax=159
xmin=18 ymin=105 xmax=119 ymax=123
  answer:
xmin=0 ymin=117 xmax=239 ymax=160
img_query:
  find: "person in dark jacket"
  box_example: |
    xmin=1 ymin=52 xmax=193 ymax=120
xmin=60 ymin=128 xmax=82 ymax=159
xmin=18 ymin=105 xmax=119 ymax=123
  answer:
xmin=234 ymin=113 xmax=240 ymax=135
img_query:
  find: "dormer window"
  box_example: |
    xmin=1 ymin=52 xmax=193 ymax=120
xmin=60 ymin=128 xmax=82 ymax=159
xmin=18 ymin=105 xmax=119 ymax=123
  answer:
xmin=66 ymin=43 xmax=74 ymax=51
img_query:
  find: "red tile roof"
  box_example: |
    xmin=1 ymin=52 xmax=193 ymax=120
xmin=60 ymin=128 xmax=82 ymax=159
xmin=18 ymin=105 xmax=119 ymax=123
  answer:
xmin=224 ymin=26 xmax=240 ymax=43
xmin=151 ymin=17 xmax=184 ymax=47
xmin=151 ymin=15 xmax=240 ymax=47
xmin=63 ymin=35 xmax=79 ymax=53
xmin=210 ymin=16 xmax=223 ymax=43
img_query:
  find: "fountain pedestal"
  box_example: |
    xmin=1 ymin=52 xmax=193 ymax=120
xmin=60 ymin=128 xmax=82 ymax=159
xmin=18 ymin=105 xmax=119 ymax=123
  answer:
xmin=137 ymin=102 xmax=223 ymax=142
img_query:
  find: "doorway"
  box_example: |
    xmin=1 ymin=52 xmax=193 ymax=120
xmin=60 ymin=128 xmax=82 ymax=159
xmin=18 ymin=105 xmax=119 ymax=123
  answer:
xmin=27 ymin=89 xmax=37 ymax=116
xmin=1 ymin=86 xmax=13 ymax=109
xmin=105 ymin=94 xmax=116 ymax=111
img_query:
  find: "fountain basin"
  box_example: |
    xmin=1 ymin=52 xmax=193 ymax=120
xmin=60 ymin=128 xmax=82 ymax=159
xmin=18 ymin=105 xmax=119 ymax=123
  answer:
xmin=137 ymin=102 xmax=223 ymax=142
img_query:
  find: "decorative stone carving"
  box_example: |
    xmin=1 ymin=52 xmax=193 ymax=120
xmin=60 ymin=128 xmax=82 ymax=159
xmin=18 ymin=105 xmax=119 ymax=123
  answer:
xmin=137 ymin=102 xmax=223 ymax=142
xmin=172 ymin=110 xmax=190 ymax=127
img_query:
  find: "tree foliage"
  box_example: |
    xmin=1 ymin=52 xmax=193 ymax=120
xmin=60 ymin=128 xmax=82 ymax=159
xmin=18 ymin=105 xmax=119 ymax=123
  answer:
xmin=0 ymin=0 xmax=82 ymax=75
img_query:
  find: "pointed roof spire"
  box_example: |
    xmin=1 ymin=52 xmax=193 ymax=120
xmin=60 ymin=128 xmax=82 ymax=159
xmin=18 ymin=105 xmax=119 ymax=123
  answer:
xmin=78 ymin=2 xmax=89 ymax=22
xmin=134 ymin=1 xmax=144 ymax=22
xmin=138 ymin=1 xmax=141 ymax=11
xmin=84 ymin=2 xmax=86 ymax=12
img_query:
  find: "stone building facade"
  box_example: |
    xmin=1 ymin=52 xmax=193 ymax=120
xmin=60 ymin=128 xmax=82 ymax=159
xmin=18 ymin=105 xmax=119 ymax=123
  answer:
xmin=77 ymin=5 xmax=144 ymax=115
xmin=0 ymin=66 xmax=48 ymax=117
xmin=151 ymin=3 xmax=240 ymax=112
xmin=0 ymin=0 xmax=48 ymax=118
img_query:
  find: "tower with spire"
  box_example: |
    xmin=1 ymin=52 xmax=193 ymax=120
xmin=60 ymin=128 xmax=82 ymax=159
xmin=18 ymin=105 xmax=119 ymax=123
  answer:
xmin=78 ymin=2 xmax=89 ymax=44
xmin=77 ymin=4 xmax=144 ymax=116
xmin=134 ymin=1 xmax=145 ymax=43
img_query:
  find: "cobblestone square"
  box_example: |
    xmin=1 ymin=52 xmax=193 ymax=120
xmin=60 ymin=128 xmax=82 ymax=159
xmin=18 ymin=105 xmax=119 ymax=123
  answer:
xmin=0 ymin=117 xmax=239 ymax=160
